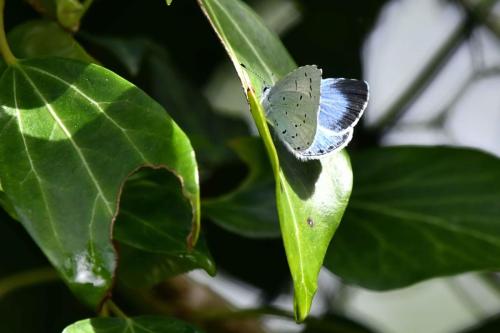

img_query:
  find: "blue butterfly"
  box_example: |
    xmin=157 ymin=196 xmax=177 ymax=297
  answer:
xmin=258 ymin=65 xmax=369 ymax=160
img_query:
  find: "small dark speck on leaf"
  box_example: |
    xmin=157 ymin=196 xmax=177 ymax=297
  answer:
xmin=307 ymin=217 xmax=314 ymax=227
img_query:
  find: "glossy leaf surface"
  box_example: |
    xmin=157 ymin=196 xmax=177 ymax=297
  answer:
xmin=199 ymin=0 xmax=353 ymax=320
xmin=327 ymin=147 xmax=500 ymax=289
xmin=83 ymin=36 xmax=249 ymax=170
xmin=63 ymin=316 xmax=204 ymax=333
xmin=0 ymin=58 xmax=200 ymax=307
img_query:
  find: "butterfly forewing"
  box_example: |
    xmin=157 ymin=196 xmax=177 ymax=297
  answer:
xmin=262 ymin=65 xmax=322 ymax=152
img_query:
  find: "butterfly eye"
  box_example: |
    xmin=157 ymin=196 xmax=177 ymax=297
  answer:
xmin=263 ymin=86 xmax=270 ymax=93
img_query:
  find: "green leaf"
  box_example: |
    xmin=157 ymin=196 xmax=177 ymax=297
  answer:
xmin=0 ymin=218 xmax=93 ymax=333
xmin=0 ymin=190 xmax=17 ymax=221
xmin=7 ymin=20 xmax=95 ymax=63
xmin=27 ymin=0 xmax=87 ymax=32
xmin=0 ymin=57 xmax=200 ymax=308
xmin=326 ymin=147 xmax=500 ymax=290
xmin=63 ymin=316 xmax=204 ymax=333
xmin=114 ymin=169 xmax=215 ymax=287
xmin=198 ymin=0 xmax=353 ymax=321
xmin=203 ymin=137 xmax=279 ymax=238
xmin=82 ymin=36 xmax=249 ymax=170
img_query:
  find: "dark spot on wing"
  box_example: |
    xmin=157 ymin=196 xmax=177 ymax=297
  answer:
xmin=300 ymin=95 xmax=303 ymax=101
xmin=295 ymin=124 xmax=298 ymax=127
xmin=319 ymin=149 xmax=324 ymax=153
xmin=296 ymin=103 xmax=299 ymax=107
xmin=282 ymin=129 xmax=287 ymax=134
xmin=282 ymin=96 xmax=285 ymax=101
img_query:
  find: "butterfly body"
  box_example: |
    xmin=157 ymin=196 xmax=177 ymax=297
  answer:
xmin=259 ymin=65 xmax=369 ymax=160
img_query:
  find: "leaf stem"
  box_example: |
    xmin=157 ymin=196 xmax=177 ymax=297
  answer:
xmin=106 ymin=300 xmax=128 ymax=319
xmin=0 ymin=267 xmax=59 ymax=298
xmin=0 ymin=0 xmax=16 ymax=65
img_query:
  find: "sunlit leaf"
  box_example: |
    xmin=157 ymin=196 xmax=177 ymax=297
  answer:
xmin=82 ymin=36 xmax=249 ymax=170
xmin=63 ymin=316 xmax=204 ymax=333
xmin=326 ymin=147 xmax=500 ymax=289
xmin=0 ymin=58 xmax=200 ymax=307
xmin=198 ymin=0 xmax=353 ymax=320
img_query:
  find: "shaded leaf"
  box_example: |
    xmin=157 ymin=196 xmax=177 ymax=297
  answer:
xmin=82 ymin=36 xmax=249 ymax=170
xmin=326 ymin=147 xmax=500 ymax=290
xmin=199 ymin=0 xmax=353 ymax=320
xmin=203 ymin=137 xmax=279 ymax=238
xmin=0 ymin=58 xmax=200 ymax=307
xmin=8 ymin=19 xmax=95 ymax=63
xmin=0 ymin=190 xmax=17 ymax=221
xmin=115 ymin=169 xmax=215 ymax=287
xmin=63 ymin=316 xmax=204 ymax=333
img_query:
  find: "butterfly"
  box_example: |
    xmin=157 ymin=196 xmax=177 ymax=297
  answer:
xmin=258 ymin=65 xmax=369 ymax=160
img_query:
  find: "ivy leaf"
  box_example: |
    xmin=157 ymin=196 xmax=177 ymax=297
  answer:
xmin=63 ymin=316 xmax=204 ymax=333
xmin=7 ymin=20 xmax=95 ymax=63
xmin=114 ymin=169 xmax=215 ymax=287
xmin=0 ymin=58 xmax=200 ymax=308
xmin=203 ymin=137 xmax=280 ymax=238
xmin=81 ymin=36 xmax=249 ymax=170
xmin=326 ymin=147 xmax=500 ymax=290
xmin=198 ymin=0 xmax=353 ymax=321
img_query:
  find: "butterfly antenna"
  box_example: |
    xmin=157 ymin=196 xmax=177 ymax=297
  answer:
xmin=240 ymin=63 xmax=270 ymax=88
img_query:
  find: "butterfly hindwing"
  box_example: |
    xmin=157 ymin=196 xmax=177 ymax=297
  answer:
xmin=262 ymin=65 xmax=322 ymax=153
xmin=318 ymin=78 xmax=368 ymax=134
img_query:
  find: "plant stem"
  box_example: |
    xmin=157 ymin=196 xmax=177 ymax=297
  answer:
xmin=0 ymin=0 xmax=16 ymax=65
xmin=0 ymin=267 xmax=59 ymax=298
xmin=106 ymin=300 xmax=128 ymax=319
xmin=373 ymin=18 xmax=470 ymax=131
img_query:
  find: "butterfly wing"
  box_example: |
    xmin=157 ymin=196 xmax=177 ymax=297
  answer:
xmin=262 ymin=65 xmax=322 ymax=154
xmin=301 ymin=78 xmax=369 ymax=159
xmin=318 ymin=78 xmax=368 ymax=133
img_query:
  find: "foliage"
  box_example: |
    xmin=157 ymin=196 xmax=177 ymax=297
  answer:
xmin=0 ymin=0 xmax=499 ymax=332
